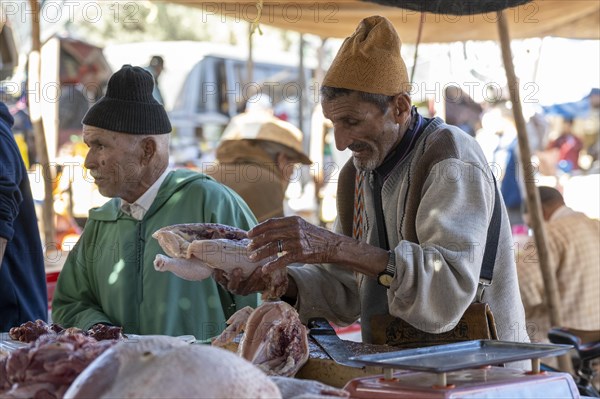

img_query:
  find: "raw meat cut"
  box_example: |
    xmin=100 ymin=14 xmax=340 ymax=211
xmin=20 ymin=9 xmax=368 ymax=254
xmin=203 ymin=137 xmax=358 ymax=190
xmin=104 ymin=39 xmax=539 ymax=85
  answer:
xmin=153 ymin=223 xmax=288 ymax=299
xmin=0 ymin=333 xmax=116 ymax=399
xmin=213 ymin=301 xmax=309 ymax=377
xmin=8 ymin=320 xmax=122 ymax=343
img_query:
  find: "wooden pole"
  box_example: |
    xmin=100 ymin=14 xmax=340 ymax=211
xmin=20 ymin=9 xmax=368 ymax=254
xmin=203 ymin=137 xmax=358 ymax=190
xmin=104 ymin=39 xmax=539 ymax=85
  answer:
xmin=247 ymin=22 xmax=254 ymax=86
xmin=410 ymin=12 xmax=426 ymax=85
xmin=247 ymin=0 xmax=263 ymax=90
xmin=28 ymin=0 xmax=55 ymax=253
xmin=496 ymin=10 xmax=571 ymax=373
xmin=298 ymin=33 xmax=306 ymax=134
xmin=311 ymin=39 xmax=327 ymax=211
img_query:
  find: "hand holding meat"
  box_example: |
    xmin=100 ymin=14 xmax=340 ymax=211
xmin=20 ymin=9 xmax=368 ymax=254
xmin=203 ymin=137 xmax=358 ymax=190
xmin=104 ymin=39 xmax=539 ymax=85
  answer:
xmin=248 ymin=216 xmax=344 ymax=273
xmin=153 ymin=223 xmax=287 ymax=299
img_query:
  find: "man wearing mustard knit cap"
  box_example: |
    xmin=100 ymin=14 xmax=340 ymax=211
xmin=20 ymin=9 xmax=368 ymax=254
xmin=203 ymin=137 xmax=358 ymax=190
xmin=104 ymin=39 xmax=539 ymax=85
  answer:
xmin=52 ymin=65 xmax=258 ymax=339
xmin=215 ymin=17 xmax=529 ymax=348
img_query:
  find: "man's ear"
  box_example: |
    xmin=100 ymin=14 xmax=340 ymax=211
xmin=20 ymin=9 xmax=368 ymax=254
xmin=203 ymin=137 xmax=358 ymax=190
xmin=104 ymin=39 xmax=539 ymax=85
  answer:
xmin=140 ymin=138 xmax=157 ymax=165
xmin=276 ymin=151 xmax=287 ymax=168
xmin=392 ymin=93 xmax=412 ymax=125
xmin=276 ymin=151 xmax=296 ymax=179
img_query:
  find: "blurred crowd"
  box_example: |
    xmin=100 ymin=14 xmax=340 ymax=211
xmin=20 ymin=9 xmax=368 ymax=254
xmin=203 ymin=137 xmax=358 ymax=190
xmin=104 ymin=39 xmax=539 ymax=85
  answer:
xmin=459 ymin=87 xmax=600 ymax=226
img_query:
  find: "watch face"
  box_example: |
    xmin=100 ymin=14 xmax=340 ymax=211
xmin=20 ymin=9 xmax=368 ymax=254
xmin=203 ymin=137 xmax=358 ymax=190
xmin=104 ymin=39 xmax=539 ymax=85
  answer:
xmin=378 ymin=273 xmax=394 ymax=287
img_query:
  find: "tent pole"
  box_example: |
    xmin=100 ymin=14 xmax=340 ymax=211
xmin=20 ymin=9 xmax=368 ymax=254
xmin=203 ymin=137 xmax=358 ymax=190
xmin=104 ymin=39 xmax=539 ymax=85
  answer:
xmin=247 ymin=23 xmax=254 ymax=86
xmin=496 ymin=10 xmax=571 ymax=373
xmin=410 ymin=12 xmax=425 ymax=84
xmin=247 ymin=0 xmax=264 ymax=96
xmin=28 ymin=0 xmax=55 ymax=254
xmin=311 ymin=38 xmax=327 ymax=213
xmin=298 ymin=33 xmax=306 ymax=134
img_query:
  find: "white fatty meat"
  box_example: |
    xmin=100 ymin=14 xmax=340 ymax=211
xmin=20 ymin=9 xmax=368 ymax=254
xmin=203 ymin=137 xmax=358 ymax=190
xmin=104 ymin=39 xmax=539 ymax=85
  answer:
xmin=63 ymin=335 xmax=281 ymax=399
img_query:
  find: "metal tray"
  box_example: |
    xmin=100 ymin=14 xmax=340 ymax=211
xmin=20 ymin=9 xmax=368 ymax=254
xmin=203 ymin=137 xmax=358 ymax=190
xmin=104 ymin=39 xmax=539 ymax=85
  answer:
xmin=349 ymin=340 xmax=572 ymax=373
xmin=0 ymin=338 xmax=28 ymax=355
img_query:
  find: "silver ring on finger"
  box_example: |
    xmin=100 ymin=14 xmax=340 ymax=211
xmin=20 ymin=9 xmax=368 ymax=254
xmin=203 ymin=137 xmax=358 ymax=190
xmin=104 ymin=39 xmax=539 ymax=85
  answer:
xmin=277 ymin=240 xmax=284 ymax=257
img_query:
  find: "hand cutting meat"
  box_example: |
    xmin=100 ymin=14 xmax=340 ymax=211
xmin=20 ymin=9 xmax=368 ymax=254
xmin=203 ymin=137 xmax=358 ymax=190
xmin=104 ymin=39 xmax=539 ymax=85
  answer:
xmin=152 ymin=223 xmax=288 ymax=299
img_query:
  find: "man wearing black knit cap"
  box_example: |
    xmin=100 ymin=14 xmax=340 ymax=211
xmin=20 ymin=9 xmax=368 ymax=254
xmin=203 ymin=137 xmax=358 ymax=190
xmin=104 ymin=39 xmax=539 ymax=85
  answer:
xmin=52 ymin=65 xmax=258 ymax=339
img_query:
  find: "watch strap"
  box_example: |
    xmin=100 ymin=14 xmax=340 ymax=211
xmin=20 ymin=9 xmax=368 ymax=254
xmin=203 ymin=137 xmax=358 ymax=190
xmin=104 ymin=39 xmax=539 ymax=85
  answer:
xmin=385 ymin=250 xmax=396 ymax=275
xmin=377 ymin=250 xmax=396 ymax=288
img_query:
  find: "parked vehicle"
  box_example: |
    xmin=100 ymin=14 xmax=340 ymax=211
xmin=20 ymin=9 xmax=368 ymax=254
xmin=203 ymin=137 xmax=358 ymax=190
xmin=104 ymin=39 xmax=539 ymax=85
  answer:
xmin=104 ymin=41 xmax=315 ymax=164
xmin=172 ymin=54 xmax=314 ymax=162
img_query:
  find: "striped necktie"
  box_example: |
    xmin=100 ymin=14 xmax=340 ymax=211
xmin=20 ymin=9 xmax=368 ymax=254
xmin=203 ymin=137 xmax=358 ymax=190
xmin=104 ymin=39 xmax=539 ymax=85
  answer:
xmin=352 ymin=171 xmax=367 ymax=240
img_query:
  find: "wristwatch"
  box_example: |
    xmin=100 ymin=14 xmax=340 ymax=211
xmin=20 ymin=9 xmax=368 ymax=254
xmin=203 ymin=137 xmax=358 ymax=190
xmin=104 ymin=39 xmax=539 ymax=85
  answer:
xmin=377 ymin=250 xmax=396 ymax=288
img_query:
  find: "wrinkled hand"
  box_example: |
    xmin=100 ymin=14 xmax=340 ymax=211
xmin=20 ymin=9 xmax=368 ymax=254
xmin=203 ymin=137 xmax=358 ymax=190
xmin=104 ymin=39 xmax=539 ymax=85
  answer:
xmin=212 ymin=267 xmax=269 ymax=297
xmin=248 ymin=216 xmax=341 ymax=273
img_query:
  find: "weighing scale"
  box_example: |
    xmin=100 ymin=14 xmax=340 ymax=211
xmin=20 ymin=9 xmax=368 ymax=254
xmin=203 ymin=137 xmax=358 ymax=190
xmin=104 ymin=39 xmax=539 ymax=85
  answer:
xmin=344 ymin=340 xmax=579 ymax=398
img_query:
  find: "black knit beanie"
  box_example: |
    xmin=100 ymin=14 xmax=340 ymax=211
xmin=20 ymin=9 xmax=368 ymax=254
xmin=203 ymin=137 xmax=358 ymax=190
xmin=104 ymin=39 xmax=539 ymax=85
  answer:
xmin=82 ymin=65 xmax=171 ymax=134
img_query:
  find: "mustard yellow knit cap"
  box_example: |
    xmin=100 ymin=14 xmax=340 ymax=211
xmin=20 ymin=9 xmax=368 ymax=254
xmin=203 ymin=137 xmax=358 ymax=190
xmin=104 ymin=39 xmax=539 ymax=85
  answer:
xmin=323 ymin=16 xmax=409 ymax=96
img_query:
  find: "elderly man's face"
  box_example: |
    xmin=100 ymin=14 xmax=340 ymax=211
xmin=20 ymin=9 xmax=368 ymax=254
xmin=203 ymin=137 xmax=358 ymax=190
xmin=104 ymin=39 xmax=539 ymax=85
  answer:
xmin=83 ymin=126 xmax=147 ymax=202
xmin=323 ymin=92 xmax=404 ymax=171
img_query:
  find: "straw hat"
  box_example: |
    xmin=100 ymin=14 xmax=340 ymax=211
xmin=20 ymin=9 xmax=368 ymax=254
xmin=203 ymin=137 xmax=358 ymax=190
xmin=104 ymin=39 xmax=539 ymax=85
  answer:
xmin=217 ymin=113 xmax=311 ymax=165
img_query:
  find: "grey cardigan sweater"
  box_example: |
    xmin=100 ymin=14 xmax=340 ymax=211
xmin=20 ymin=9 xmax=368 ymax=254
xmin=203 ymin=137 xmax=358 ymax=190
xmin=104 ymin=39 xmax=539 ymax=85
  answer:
xmin=288 ymin=117 xmax=529 ymax=345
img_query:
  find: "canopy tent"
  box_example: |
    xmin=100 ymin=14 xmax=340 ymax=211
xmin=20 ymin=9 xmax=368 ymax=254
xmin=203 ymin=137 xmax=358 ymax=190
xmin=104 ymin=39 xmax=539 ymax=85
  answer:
xmin=543 ymin=88 xmax=600 ymax=119
xmin=169 ymin=0 xmax=600 ymax=41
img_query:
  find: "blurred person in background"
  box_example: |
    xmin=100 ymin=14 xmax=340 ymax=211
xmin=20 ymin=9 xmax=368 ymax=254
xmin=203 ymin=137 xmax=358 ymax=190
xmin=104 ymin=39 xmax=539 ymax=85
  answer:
xmin=547 ymin=118 xmax=583 ymax=173
xmin=517 ymin=186 xmax=600 ymax=342
xmin=58 ymin=63 xmax=104 ymax=153
xmin=500 ymin=137 xmax=524 ymax=226
xmin=1 ymin=87 xmax=35 ymax=167
xmin=144 ymin=55 xmax=164 ymax=105
xmin=0 ymin=101 xmax=48 ymax=330
xmin=205 ymin=96 xmax=312 ymax=222
xmin=587 ymin=89 xmax=600 ymax=163
xmin=52 ymin=65 xmax=258 ymax=339
xmin=444 ymin=85 xmax=482 ymax=138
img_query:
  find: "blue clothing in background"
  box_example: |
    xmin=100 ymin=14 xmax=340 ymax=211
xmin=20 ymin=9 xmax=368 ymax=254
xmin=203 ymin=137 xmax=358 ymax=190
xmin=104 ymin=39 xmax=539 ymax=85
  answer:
xmin=501 ymin=138 xmax=522 ymax=209
xmin=0 ymin=102 xmax=48 ymax=330
xmin=500 ymin=138 xmax=525 ymax=226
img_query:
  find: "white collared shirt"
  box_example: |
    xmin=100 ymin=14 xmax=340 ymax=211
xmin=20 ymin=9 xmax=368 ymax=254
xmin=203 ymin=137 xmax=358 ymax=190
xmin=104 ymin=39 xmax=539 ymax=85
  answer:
xmin=121 ymin=168 xmax=170 ymax=220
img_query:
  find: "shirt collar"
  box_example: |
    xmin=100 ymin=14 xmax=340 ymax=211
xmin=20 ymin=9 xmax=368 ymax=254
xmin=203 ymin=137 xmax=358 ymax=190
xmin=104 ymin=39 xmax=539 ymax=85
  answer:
xmin=375 ymin=106 xmax=423 ymax=181
xmin=121 ymin=168 xmax=170 ymax=220
xmin=549 ymin=205 xmax=578 ymax=222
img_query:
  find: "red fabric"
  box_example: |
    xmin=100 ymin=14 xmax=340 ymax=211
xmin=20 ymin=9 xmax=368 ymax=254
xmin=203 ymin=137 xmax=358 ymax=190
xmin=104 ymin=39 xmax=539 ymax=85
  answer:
xmin=548 ymin=133 xmax=583 ymax=169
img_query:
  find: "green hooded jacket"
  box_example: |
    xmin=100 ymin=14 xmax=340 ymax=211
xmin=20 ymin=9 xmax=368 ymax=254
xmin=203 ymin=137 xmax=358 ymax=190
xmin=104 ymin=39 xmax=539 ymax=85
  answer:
xmin=52 ymin=169 xmax=259 ymax=340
